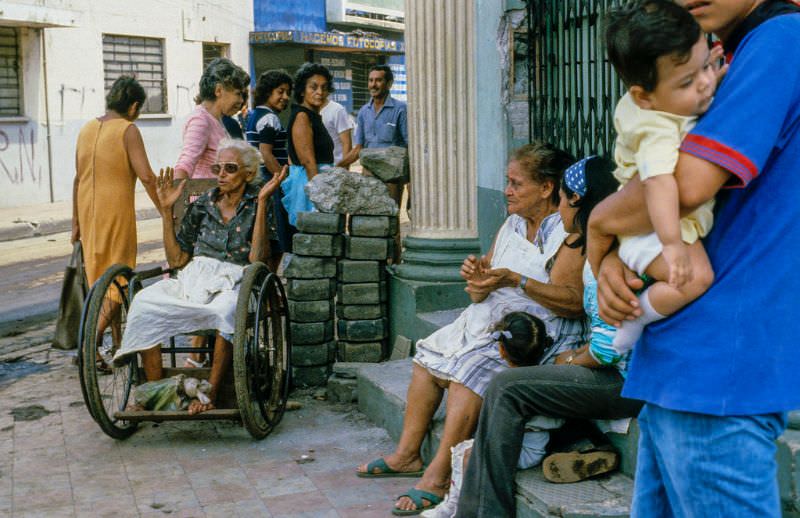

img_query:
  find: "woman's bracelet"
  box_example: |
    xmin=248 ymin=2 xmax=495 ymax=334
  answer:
xmin=519 ymin=275 xmax=528 ymax=291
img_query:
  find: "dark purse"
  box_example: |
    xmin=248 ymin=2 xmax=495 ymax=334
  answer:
xmin=52 ymin=241 xmax=89 ymax=350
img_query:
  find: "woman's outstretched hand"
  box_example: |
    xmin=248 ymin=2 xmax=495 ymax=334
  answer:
xmin=156 ymin=166 xmax=186 ymax=213
xmin=259 ymin=165 xmax=288 ymax=203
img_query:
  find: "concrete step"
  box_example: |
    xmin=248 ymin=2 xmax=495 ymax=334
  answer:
xmin=356 ymin=358 xmax=446 ymax=462
xmin=356 ymin=358 xmax=800 ymax=517
xmin=357 ymin=359 xmax=635 ymax=517
xmin=416 ymin=308 xmax=466 ymax=345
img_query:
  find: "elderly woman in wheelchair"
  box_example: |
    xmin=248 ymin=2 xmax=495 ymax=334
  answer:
xmin=112 ymin=138 xmax=287 ymax=415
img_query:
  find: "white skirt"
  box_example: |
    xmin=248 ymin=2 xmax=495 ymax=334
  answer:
xmin=113 ymin=256 xmax=244 ymax=362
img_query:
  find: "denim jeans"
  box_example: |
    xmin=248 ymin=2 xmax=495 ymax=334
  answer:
xmin=454 ymin=365 xmax=642 ymax=518
xmin=632 ymin=404 xmax=787 ymax=518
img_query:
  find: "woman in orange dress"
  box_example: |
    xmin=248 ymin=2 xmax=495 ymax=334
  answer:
xmin=72 ymin=76 xmax=160 ymax=369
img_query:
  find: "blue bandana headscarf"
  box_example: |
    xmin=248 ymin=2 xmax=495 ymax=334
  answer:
xmin=564 ymin=156 xmax=594 ymax=197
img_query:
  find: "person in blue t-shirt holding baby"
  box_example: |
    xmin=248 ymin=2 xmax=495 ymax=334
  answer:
xmin=589 ymin=0 xmax=800 ymax=517
xmin=456 ymin=0 xmax=800 ymax=516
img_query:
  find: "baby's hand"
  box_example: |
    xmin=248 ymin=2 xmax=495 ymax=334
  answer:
xmin=709 ymin=44 xmax=729 ymax=86
xmin=662 ymin=242 xmax=692 ymax=288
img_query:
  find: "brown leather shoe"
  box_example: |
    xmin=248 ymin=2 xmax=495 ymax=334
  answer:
xmin=542 ymin=448 xmax=619 ymax=483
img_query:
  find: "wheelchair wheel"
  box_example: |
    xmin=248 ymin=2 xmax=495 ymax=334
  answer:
xmin=78 ymin=264 xmax=139 ymax=439
xmin=234 ymin=262 xmax=290 ymax=439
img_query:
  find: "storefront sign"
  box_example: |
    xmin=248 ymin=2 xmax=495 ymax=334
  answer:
xmin=250 ymin=31 xmax=404 ymax=53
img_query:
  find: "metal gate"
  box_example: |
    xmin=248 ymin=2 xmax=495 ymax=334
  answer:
xmin=527 ymin=1 xmax=624 ymax=158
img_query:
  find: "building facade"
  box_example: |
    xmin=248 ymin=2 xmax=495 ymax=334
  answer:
xmin=0 ymin=0 xmax=253 ymax=208
xmin=250 ymin=0 xmax=405 ymax=118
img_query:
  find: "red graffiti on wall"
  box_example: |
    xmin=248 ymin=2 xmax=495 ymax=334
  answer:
xmin=0 ymin=127 xmax=42 ymax=185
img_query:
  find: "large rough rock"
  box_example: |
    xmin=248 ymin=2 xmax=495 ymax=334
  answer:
xmin=306 ymin=168 xmax=399 ymax=216
xmin=359 ymin=146 xmax=410 ymax=184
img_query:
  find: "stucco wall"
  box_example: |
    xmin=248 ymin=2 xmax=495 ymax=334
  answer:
xmin=0 ymin=0 xmax=253 ymax=208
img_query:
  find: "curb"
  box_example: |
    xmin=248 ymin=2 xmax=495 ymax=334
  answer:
xmin=0 ymin=308 xmax=57 ymax=339
xmin=0 ymin=207 xmax=160 ymax=243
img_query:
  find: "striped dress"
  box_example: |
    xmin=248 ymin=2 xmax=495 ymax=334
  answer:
xmin=414 ymin=213 xmax=589 ymax=397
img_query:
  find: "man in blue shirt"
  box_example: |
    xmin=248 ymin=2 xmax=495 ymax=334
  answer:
xmin=590 ymin=1 xmax=800 ymax=516
xmin=340 ymin=64 xmax=408 ymax=160
xmin=338 ymin=65 xmax=408 ymax=192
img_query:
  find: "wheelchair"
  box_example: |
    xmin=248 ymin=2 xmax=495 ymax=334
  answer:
xmin=77 ymin=179 xmax=291 ymax=440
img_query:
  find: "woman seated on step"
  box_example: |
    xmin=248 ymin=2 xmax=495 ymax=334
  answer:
xmin=453 ymin=156 xmax=644 ymax=518
xmin=112 ymin=139 xmax=286 ymax=415
xmin=355 ymin=142 xmax=589 ymax=516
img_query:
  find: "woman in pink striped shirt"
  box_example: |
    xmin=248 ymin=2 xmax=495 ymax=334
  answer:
xmin=174 ymin=58 xmax=250 ymax=179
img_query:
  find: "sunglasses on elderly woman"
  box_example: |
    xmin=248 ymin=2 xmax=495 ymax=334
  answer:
xmin=210 ymin=162 xmax=241 ymax=175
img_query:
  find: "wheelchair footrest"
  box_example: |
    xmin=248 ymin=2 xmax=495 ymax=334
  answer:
xmin=114 ymin=409 xmax=241 ymax=422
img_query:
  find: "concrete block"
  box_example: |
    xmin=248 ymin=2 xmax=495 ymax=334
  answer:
xmin=349 ymin=215 xmax=399 ymax=238
xmin=336 ymin=303 xmax=386 ymax=320
xmin=289 ymin=320 xmax=334 ymax=345
xmin=283 ymin=255 xmax=336 ymax=279
xmin=292 ymin=233 xmax=343 ymax=257
xmin=359 ymin=146 xmax=409 ymax=183
xmin=332 ymin=362 xmax=370 ymax=379
xmin=337 ymin=259 xmax=386 ymax=283
xmin=337 ymin=318 xmax=388 ymax=342
xmin=780 ymin=429 xmax=800 ymax=513
xmin=608 ymin=420 xmax=640 ymax=477
xmin=288 ymin=299 xmax=334 ymax=322
xmin=292 ymin=364 xmax=331 ymax=388
xmin=345 ymin=236 xmax=394 ymax=261
xmin=389 ymin=335 xmax=413 ymax=360
xmin=291 ymin=340 xmax=336 ymax=367
xmin=286 ymin=278 xmax=336 ymax=301
xmin=338 ymin=341 xmax=384 ymax=363
xmin=296 ymin=212 xmax=345 ymax=234
xmin=336 ymin=282 xmax=387 ymax=305
xmin=327 ymin=376 xmax=358 ymax=403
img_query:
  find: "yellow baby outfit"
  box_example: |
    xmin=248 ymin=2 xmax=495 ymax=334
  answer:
xmin=613 ymin=92 xmax=715 ymax=245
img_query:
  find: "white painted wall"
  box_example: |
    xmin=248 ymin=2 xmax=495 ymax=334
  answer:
xmin=0 ymin=0 xmax=253 ymax=208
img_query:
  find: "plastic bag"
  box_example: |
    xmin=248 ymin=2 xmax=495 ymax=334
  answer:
xmin=133 ymin=375 xmax=214 ymax=410
xmin=134 ymin=376 xmax=182 ymax=411
xmin=183 ymin=377 xmax=213 ymax=405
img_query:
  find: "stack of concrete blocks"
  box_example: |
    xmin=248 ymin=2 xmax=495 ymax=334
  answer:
xmin=302 ymin=165 xmax=401 ymax=392
xmin=337 ymin=215 xmax=398 ymax=363
xmin=284 ymin=212 xmax=344 ymax=387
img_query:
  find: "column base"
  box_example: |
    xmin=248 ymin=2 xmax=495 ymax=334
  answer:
xmin=393 ymin=236 xmax=482 ymax=282
xmin=388 ymin=236 xmax=481 ymax=351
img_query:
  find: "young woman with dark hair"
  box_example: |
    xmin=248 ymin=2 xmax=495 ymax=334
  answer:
xmin=281 ymin=63 xmax=336 ymax=226
xmin=246 ymin=70 xmax=294 ymax=271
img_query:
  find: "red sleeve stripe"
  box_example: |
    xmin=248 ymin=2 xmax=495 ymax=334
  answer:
xmin=680 ymin=134 xmax=759 ymax=188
